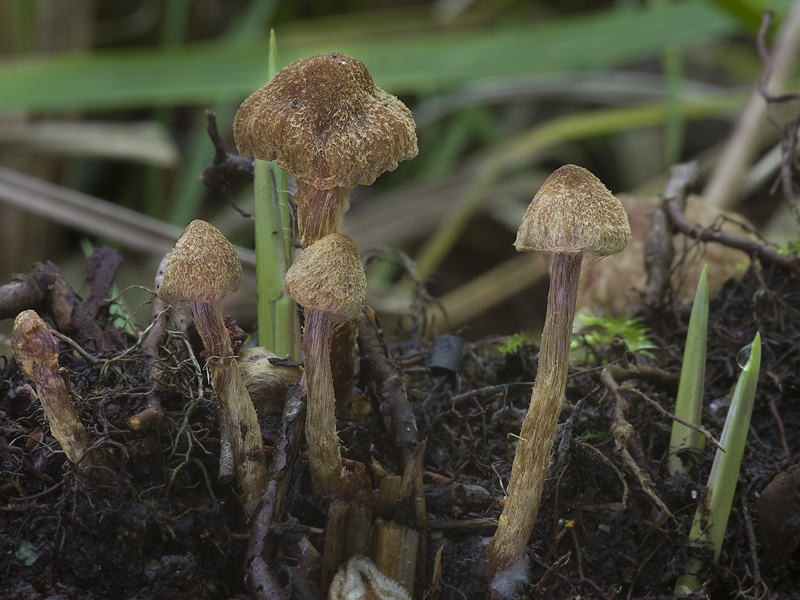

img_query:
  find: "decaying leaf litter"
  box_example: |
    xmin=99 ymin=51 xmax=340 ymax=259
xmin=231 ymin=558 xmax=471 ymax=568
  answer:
xmin=2 ymin=187 xmax=800 ymax=599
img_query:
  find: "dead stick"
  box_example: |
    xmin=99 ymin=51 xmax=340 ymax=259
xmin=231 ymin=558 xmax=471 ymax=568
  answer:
xmin=665 ymin=191 xmax=800 ymax=277
xmin=357 ymin=308 xmax=419 ymax=472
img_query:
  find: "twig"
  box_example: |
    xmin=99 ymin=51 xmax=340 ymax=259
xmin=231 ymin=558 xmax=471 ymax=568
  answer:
xmin=626 ymin=539 xmax=666 ymax=600
xmin=245 ymin=385 xmax=306 ymax=595
xmin=741 ymin=499 xmax=765 ymax=600
xmin=600 ymin=362 xmax=671 ymax=517
xmin=704 ymin=2 xmax=800 ymax=209
xmin=128 ymin=254 xmax=169 ymax=431
xmin=757 ymin=10 xmax=800 ymax=227
xmin=665 ymin=186 xmax=800 ymax=277
xmin=357 ymin=308 xmax=419 ymax=471
xmin=767 ymin=399 xmax=791 ymax=456
xmin=641 ymin=162 xmax=697 ymax=312
xmin=199 ymin=109 xmax=255 ymax=218
xmin=578 ymin=442 xmax=629 ymax=510
xmin=626 ymin=387 xmax=723 ymax=452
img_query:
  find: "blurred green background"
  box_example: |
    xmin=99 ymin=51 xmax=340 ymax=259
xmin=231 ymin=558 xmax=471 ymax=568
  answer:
xmin=0 ymin=0 xmax=795 ymax=347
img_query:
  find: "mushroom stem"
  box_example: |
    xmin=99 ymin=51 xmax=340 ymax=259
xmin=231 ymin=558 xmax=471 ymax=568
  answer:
xmin=484 ymin=252 xmax=582 ymax=575
xmin=192 ymin=301 xmax=267 ymax=515
xmin=12 ymin=310 xmax=106 ymax=472
xmin=295 ymin=183 xmax=348 ymax=248
xmin=303 ymin=308 xmax=344 ymax=494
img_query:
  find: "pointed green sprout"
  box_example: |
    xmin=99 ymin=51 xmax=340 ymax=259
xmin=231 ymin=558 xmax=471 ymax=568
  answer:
xmin=668 ymin=264 xmax=708 ymax=475
xmin=675 ymin=331 xmax=761 ymax=594
xmin=252 ymin=30 xmax=300 ymax=360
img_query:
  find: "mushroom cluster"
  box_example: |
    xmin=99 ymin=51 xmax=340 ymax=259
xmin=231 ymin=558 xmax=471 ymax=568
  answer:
xmin=483 ymin=165 xmax=631 ymax=578
xmin=234 ymin=53 xmax=417 ymax=494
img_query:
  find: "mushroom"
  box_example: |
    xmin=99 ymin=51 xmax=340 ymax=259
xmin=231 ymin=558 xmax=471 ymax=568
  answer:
xmin=284 ymin=233 xmax=366 ymax=494
xmin=157 ymin=219 xmax=266 ymax=516
xmin=234 ymin=52 xmax=416 ymax=410
xmin=483 ymin=165 xmax=631 ymax=577
xmin=233 ymin=51 xmax=418 ymax=248
xmin=12 ymin=309 xmax=107 ymax=472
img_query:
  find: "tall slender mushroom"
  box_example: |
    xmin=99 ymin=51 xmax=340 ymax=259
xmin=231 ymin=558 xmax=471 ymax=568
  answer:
xmin=483 ymin=165 xmax=631 ymax=578
xmin=283 ymin=233 xmax=366 ymax=494
xmin=233 ymin=52 xmax=418 ymax=248
xmin=157 ymin=219 xmax=266 ymax=516
xmin=12 ymin=309 xmax=106 ymax=472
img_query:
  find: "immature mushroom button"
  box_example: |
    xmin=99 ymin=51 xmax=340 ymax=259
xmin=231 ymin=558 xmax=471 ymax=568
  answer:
xmin=484 ymin=165 xmax=631 ymax=580
xmin=157 ymin=219 xmax=266 ymax=516
xmin=284 ymin=233 xmax=366 ymax=494
xmin=233 ymin=52 xmax=418 ymax=247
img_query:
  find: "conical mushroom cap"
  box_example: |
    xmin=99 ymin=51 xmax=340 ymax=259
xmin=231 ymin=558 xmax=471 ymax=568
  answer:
xmin=158 ymin=220 xmax=242 ymax=304
xmin=515 ymin=164 xmax=631 ymax=257
xmin=233 ymin=52 xmax=418 ymax=190
xmin=284 ymin=233 xmax=366 ymax=320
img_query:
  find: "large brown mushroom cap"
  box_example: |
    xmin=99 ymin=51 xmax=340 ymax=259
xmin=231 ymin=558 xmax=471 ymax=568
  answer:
xmin=515 ymin=164 xmax=631 ymax=257
xmin=284 ymin=233 xmax=366 ymax=320
xmin=233 ymin=52 xmax=418 ymax=190
xmin=158 ymin=220 xmax=243 ymax=305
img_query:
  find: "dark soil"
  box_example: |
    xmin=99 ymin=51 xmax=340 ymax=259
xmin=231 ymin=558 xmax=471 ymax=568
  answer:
xmin=1 ymin=257 xmax=799 ymax=600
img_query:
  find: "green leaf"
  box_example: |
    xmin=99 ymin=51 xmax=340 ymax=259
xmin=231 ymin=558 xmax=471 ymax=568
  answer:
xmin=676 ymin=331 xmax=761 ymax=593
xmin=668 ymin=264 xmax=709 ymax=475
xmin=0 ymin=1 xmax=739 ymax=111
xmin=499 ymin=331 xmax=534 ymax=355
xmin=15 ymin=540 xmax=39 ymax=566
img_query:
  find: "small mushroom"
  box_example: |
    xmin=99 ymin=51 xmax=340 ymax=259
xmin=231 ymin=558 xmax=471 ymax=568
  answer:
xmin=233 ymin=52 xmax=418 ymax=248
xmin=12 ymin=310 xmax=106 ymax=472
xmin=284 ymin=233 xmax=366 ymax=494
xmin=483 ymin=165 xmax=631 ymax=577
xmin=158 ymin=219 xmax=266 ymax=516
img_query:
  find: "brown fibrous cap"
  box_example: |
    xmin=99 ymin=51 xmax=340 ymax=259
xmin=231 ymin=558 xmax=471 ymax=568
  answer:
xmin=284 ymin=233 xmax=366 ymax=320
xmin=233 ymin=52 xmax=418 ymax=190
xmin=158 ymin=220 xmax=243 ymax=305
xmin=515 ymin=164 xmax=631 ymax=257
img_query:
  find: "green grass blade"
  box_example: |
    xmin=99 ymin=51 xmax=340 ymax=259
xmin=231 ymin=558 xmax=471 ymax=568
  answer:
xmin=254 ymin=159 xmax=278 ymax=352
xmin=0 ymin=1 xmax=739 ymax=111
xmin=675 ymin=331 xmax=761 ymax=593
xmin=252 ymin=31 xmax=299 ymax=359
xmin=668 ymin=264 xmax=708 ymax=475
xmin=704 ymin=331 xmax=761 ymax=560
xmin=414 ymin=96 xmax=742 ymax=277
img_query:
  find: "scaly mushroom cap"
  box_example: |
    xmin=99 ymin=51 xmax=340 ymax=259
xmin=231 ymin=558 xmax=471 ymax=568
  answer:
xmin=284 ymin=233 xmax=366 ymax=320
xmin=158 ymin=220 xmax=243 ymax=305
xmin=233 ymin=52 xmax=418 ymax=190
xmin=515 ymin=164 xmax=631 ymax=257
